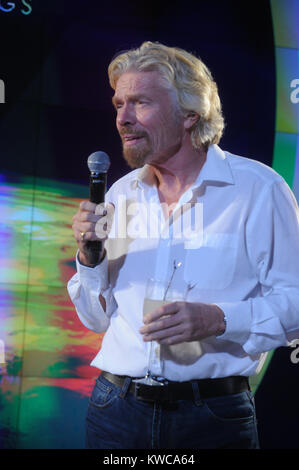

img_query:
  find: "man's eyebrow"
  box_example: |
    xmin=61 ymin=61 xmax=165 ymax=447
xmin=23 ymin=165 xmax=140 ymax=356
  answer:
xmin=112 ymin=93 xmax=151 ymax=107
xmin=112 ymin=96 xmax=119 ymax=107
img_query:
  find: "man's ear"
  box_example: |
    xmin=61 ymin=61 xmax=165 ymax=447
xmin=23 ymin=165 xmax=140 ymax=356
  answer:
xmin=184 ymin=111 xmax=199 ymax=130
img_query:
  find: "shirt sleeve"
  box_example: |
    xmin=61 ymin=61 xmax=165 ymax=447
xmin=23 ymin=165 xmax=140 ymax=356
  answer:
xmin=67 ymin=250 xmax=117 ymax=333
xmin=216 ymin=179 xmax=299 ymax=355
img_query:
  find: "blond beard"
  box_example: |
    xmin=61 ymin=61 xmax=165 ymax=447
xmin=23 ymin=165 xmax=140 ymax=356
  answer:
xmin=122 ymin=139 xmax=152 ymax=169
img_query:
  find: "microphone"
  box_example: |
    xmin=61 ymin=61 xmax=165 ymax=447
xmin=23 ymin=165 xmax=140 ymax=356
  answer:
xmin=85 ymin=151 xmax=111 ymax=264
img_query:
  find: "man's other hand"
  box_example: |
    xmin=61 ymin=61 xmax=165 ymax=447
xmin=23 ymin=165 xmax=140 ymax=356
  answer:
xmin=140 ymin=301 xmax=226 ymax=344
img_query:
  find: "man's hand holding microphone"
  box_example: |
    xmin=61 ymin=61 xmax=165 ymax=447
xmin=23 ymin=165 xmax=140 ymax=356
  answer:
xmin=72 ymin=151 xmax=113 ymax=267
xmin=72 ymin=200 xmax=114 ymax=267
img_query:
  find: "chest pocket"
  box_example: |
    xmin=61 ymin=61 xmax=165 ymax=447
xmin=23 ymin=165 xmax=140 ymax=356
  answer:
xmin=183 ymin=233 xmax=238 ymax=290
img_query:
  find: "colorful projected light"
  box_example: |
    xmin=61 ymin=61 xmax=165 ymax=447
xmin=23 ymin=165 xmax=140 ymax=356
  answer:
xmin=247 ymin=0 xmax=299 ymax=394
xmin=271 ymin=0 xmax=299 ymax=197
xmin=0 ymin=176 xmax=103 ymax=448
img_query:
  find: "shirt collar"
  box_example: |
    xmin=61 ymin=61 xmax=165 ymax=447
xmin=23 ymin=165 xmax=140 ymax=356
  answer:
xmin=195 ymin=144 xmax=234 ymax=186
xmin=130 ymin=144 xmax=234 ymax=190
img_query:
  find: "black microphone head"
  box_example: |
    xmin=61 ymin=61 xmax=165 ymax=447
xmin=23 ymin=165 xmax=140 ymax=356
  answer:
xmin=87 ymin=151 xmax=110 ymax=174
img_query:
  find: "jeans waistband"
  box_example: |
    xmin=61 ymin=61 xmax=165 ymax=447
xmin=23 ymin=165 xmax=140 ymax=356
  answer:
xmin=100 ymin=371 xmax=250 ymax=403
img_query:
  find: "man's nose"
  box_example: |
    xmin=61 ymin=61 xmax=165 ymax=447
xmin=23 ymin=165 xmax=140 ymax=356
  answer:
xmin=116 ymin=103 xmax=136 ymax=127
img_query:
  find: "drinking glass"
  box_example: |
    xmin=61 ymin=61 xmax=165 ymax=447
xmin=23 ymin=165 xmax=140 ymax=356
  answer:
xmin=134 ymin=277 xmax=183 ymax=386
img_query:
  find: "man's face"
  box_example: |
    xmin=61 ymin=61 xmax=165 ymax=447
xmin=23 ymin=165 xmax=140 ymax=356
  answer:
xmin=113 ymin=70 xmax=185 ymax=168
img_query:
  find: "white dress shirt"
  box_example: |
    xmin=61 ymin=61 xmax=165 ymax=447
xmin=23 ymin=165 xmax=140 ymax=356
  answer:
xmin=67 ymin=144 xmax=299 ymax=381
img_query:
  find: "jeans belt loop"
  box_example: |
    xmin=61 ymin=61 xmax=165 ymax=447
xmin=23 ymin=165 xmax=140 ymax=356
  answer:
xmin=191 ymin=380 xmax=203 ymax=406
xmin=119 ymin=376 xmax=132 ymax=399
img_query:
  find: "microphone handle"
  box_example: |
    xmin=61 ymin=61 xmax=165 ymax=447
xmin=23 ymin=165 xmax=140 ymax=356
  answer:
xmin=85 ymin=172 xmax=107 ymax=264
xmin=89 ymin=172 xmax=107 ymax=203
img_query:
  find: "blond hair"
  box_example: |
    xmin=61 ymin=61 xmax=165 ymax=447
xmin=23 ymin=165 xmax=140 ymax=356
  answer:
xmin=108 ymin=41 xmax=225 ymax=149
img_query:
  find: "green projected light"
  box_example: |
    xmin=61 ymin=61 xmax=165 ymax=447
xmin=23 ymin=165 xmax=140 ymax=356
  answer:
xmin=271 ymin=0 xmax=299 ymax=196
xmin=249 ymin=0 xmax=299 ymax=396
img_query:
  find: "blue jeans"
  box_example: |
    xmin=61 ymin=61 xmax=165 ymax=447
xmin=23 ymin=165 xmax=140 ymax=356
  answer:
xmin=85 ymin=374 xmax=259 ymax=449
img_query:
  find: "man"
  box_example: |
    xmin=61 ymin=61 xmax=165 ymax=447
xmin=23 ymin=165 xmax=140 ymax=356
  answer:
xmin=67 ymin=41 xmax=299 ymax=449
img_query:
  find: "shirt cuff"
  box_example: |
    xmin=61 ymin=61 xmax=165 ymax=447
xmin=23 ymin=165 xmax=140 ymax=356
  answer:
xmin=213 ymin=300 xmax=252 ymax=346
xmin=76 ymin=249 xmax=109 ymax=291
